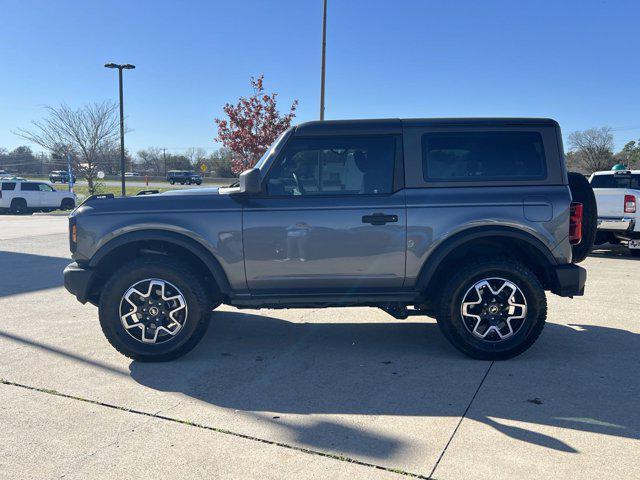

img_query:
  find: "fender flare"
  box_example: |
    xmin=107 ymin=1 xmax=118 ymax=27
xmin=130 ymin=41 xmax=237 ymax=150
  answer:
xmin=89 ymin=229 xmax=232 ymax=295
xmin=415 ymin=226 xmax=558 ymax=291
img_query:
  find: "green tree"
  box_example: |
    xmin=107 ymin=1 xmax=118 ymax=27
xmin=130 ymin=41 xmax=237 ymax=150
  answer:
xmin=617 ymin=140 xmax=640 ymax=169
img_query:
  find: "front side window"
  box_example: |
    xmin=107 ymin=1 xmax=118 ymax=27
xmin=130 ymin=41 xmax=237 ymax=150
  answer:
xmin=38 ymin=183 xmax=55 ymax=192
xmin=422 ymin=131 xmax=547 ymax=182
xmin=266 ymin=136 xmax=396 ymax=196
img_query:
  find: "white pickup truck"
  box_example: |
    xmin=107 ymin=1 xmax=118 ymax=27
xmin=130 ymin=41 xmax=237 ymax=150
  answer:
xmin=590 ymin=169 xmax=640 ymax=256
xmin=0 ymin=179 xmax=76 ymax=214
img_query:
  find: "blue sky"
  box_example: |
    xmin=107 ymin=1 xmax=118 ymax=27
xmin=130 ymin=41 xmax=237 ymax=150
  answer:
xmin=1 ymin=0 xmax=638 ymax=154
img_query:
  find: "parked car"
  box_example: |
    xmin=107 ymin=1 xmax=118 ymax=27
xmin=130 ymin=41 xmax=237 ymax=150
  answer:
xmin=166 ymin=170 xmax=202 ymax=185
xmin=590 ymin=169 xmax=640 ymax=256
xmin=1 ymin=180 xmax=76 ymax=214
xmin=49 ymin=170 xmax=76 ymax=184
xmin=64 ymin=118 xmax=594 ymax=362
xmin=0 ymin=175 xmax=25 ymax=181
xmin=124 ymin=172 xmax=141 ymax=177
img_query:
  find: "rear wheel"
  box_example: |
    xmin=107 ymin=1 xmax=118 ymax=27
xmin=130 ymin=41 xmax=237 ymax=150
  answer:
xmin=60 ymin=198 xmax=75 ymax=210
xmin=436 ymin=258 xmax=547 ymax=360
xmin=99 ymin=256 xmax=215 ymax=361
xmin=568 ymin=172 xmax=597 ymax=263
xmin=10 ymin=198 xmax=28 ymax=215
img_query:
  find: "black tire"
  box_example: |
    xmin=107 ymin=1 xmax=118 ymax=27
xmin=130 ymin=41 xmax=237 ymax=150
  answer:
xmin=10 ymin=198 xmax=28 ymax=215
xmin=630 ymin=248 xmax=640 ymax=258
xmin=98 ymin=256 xmax=214 ymax=361
xmin=169 ymin=180 xmax=175 ymax=185
xmin=60 ymin=198 xmax=75 ymax=210
xmin=436 ymin=258 xmax=547 ymax=360
xmin=568 ymin=172 xmax=597 ymax=263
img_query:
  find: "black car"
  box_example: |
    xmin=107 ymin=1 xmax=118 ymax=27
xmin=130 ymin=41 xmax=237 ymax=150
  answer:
xmin=166 ymin=170 xmax=202 ymax=185
xmin=49 ymin=170 xmax=75 ymax=183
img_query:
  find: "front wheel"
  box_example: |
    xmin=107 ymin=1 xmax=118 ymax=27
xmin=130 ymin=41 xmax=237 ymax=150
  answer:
xmin=99 ymin=256 xmax=214 ymax=361
xmin=436 ymin=258 xmax=547 ymax=360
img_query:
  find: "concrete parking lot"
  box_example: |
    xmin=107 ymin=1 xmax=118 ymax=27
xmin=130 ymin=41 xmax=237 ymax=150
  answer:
xmin=0 ymin=215 xmax=638 ymax=479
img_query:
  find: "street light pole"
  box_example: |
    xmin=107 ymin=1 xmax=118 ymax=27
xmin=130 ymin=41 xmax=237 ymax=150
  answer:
xmin=117 ymin=67 xmax=125 ymax=196
xmin=320 ymin=0 xmax=327 ymax=121
xmin=104 ymin=62 xmax=135 ymax=196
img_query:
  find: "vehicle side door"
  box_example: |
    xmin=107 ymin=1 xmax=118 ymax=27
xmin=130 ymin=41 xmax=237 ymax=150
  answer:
xmin=37 ymin=182 xmax=59 ymax=207
xmin=242 ymin=134 xmax=407 ymax=293
xmin=18 ymin=182 xmax=41 ymax=207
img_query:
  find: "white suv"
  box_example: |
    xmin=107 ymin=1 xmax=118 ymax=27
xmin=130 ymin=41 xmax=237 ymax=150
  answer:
xmin=0 ymin=180 xmax=76 ymax=214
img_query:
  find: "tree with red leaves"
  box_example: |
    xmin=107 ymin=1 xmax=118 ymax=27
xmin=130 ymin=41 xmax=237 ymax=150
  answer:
xmin=215 ymin=75 xmax=298 ymax=175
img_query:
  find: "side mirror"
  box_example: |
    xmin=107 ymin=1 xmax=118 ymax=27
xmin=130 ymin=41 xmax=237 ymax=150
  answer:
xmin=239 ymin=167 xmax=261 ymax=194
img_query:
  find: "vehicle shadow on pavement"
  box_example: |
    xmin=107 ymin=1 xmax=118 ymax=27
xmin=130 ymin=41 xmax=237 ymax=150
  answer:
xmin=589 ymin=243 xmax=640 ymax=260
xmin=0 ymin=251 xmax=70 ymax=297
xmin=129 ymin=311 xmax=640 ymax=458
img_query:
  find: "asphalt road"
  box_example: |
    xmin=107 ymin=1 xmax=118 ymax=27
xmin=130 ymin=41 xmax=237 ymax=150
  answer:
xmin=0 ymin=216 xmax=638 ymax=479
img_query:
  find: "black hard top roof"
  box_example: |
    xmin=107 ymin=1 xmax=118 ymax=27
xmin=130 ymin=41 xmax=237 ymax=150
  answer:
xmin=294 ymin=117 xmax=559 ymax=135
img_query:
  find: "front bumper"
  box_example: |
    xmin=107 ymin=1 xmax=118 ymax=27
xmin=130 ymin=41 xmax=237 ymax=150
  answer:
xmin=551 ymin=264 xmax=587 ymax=297
xmin=63 ymin=262 xmax=94 ymax=304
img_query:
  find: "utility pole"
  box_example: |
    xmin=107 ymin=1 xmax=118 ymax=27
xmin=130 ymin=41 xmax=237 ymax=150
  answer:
xmin=162 ymin=148 xmax=167 ymax=174
xmin=67 ymin=153 xmax=74 ymax=193
xmin=319 ymin=0 xmax=327 ymax=121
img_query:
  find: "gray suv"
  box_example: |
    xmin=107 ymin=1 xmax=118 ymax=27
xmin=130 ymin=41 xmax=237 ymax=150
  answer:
xmin=64 ymin=118 xmax=592 ymax=362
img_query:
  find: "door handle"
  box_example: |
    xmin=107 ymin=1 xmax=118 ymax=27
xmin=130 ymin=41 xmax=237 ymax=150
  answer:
xmin=362 ymin=213 xmax=398 ymax=225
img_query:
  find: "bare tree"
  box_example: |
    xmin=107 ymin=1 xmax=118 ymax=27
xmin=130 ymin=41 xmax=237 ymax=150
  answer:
xmin=137 ymin=147 xmax=165 ymax=175
xmin=16 ymin=102 xmax=120 ymax=194
xmin=184 ymin=147 xmax=208 ymax=174
xmin=567 ymin=127 xmax=615 ymax=173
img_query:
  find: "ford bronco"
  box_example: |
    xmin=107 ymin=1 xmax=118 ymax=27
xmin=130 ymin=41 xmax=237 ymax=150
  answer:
xmin=64 ymin=118 xmax=594 ymax=361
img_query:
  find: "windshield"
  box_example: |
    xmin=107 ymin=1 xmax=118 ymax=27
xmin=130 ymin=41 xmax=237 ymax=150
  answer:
xmin=254 ymin=129 xmax=292 ymax=172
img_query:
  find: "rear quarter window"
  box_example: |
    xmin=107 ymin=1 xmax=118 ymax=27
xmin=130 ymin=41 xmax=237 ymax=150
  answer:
xmin=1 ymin=182 xmax=16 ymax=191
xmin=422 ymin=131 xmax=547 ymax=182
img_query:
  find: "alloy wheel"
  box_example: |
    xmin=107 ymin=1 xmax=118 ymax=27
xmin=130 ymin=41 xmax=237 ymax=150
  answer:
xmin=460 ymin=277 xmax=527 ymax=341
xmin=119 ymin=278 xmax=188 ymax=344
